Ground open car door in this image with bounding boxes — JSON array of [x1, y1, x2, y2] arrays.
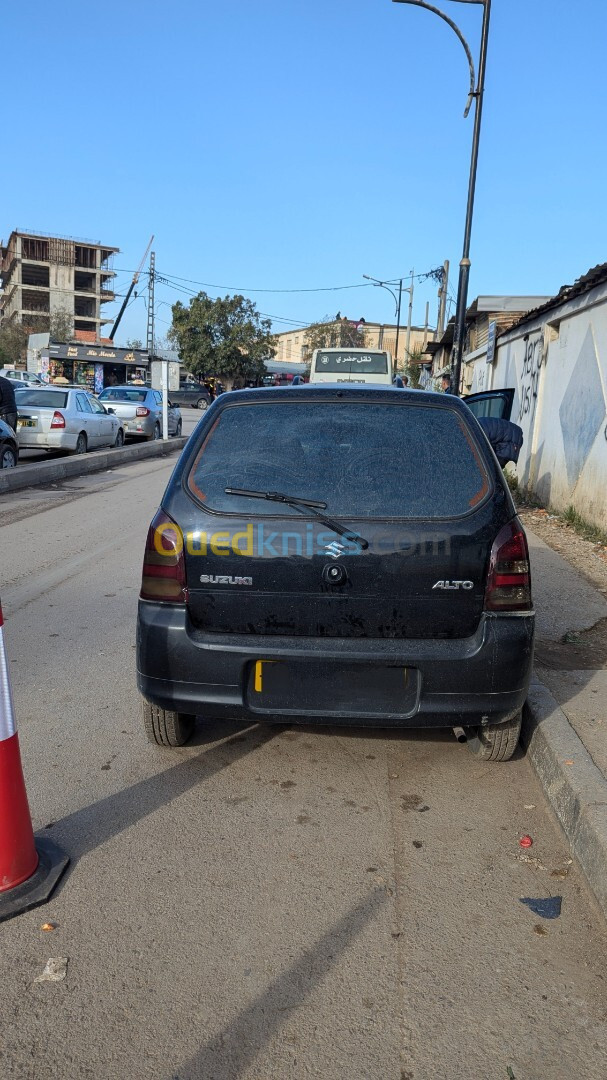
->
[[462, 388, 515, 421]]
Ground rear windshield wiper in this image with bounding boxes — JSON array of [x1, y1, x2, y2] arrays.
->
[[224, 487, 369, 550]]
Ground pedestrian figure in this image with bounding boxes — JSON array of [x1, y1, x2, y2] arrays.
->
[[0, 375, 17, 433]]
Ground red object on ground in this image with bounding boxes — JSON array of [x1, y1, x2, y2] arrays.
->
[[0, 735, 39, 891], [0, 604, 39, 892], [0, 600, 69, 921], [519, 835, 533, 848]]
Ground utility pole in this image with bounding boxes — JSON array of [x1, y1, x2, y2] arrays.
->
[[146, 250, 155, 360], [404, 269, 414, 364], [394, 278, 403, 372], [423, 301, 430, 348], [109, 235, 154, 341], [147, 251, 167, 440], [437, 259, 449, 339]]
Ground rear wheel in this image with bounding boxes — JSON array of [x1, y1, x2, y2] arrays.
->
[[465, 712, 522, 762], [150, 422, 161, 441], [72, 432, 87, 455], [197, 397, 208, 411], [1, 444, 17, 468], [142, 699, 195, 746]]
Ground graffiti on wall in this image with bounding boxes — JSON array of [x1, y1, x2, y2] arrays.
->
[[518, 335, 544, 422]]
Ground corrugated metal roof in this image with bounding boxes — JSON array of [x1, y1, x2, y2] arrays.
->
[[501, 263, 607, 335]]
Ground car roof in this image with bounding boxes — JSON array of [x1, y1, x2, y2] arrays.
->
[[218, 384, 462, 408], [100, 384, 150, 390]]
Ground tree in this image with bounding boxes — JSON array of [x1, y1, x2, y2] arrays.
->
[[304, 316, 367, 352], [0, 322, 28, 365], [49, 309, 74, 343], [403, 346, 425, 389], [170, 293, 276, 384], [125, 338, 143, 350]]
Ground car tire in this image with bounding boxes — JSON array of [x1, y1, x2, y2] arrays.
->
[[150, 423, 161, 441], [197, 397, 209, 411], [1, 444, 17, 468], [72, 432, 87, 455], [113, 428, 125, 448], [142, 698, 195, 746], [465, 711, 522, 762], [174, 420, 182, 437]]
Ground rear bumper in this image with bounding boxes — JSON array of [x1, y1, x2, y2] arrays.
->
[[123, 420, 155, 438], [16, 430, 79, 450], [136, 603, 534, 728]]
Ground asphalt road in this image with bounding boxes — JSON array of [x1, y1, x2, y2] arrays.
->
[[1, 456, 606, 1080], [15, 406, 203, 466]]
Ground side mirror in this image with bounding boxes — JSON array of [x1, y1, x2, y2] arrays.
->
[[106, 407, 115, 414]]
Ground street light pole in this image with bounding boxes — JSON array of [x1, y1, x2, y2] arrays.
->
[[363, 273, 403, 373], [404, 268, 414, 366], [452, 0, 491, 395], [392, 0, 492, 393], [394, 278, 403, 365]]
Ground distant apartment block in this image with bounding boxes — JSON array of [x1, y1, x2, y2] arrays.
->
[[0, 229, 119, 339], [274, 320, 433, 366]]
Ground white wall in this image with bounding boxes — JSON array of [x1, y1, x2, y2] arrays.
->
[[465, 282, 607, 529]]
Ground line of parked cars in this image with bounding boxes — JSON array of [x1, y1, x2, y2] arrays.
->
[[0, 377, 185, 466]]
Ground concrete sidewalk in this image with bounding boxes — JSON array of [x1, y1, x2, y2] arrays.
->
[[0, 435, 188, 495], [523, 526, 607, 916]]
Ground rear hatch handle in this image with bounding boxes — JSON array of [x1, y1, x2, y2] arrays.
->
[[224, 487, 369, 550]]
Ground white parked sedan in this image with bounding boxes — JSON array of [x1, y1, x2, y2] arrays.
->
[[14, 388, 124, 454]]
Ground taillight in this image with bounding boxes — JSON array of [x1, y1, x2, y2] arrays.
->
[[484, 520, 532, 612], [136, 406, 150, 417], [51, 411, 66, 428], [140, 510, 188, 604]]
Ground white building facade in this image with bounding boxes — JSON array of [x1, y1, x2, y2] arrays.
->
[[463, 265, 607, 529]]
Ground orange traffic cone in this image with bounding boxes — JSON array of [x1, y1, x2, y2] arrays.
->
[[0, 600, 68, 922]]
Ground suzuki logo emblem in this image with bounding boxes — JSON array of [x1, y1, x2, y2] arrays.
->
[[325, 541, 345, 559]]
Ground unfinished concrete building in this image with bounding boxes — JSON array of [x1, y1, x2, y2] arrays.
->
[[0, 229, 119, 340]]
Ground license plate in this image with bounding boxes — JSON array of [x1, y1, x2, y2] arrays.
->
[[248, 659, 417, 718], [17, 419, 35, 428]]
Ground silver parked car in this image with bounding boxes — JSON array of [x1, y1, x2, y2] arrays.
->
[[14, 387, 124, 454], [97, 386, 182, 440], [0, 417, 18, 467], [0, 368, 44, 387]]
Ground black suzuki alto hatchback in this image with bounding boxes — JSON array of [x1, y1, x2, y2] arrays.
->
[[137, 385, 534, 760]]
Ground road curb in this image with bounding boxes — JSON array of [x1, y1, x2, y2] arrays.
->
[[0, 437, 188, 495], [522, 676, 607, 919]]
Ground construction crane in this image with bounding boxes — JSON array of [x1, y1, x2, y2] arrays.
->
[[108, 235, 154, 341]]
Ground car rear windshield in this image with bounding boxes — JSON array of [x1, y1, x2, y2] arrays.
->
[[186, 400, 490, 519], [15, 390, 68, 408], [314, 351, 388, 374], [99, 388, 148, 402]]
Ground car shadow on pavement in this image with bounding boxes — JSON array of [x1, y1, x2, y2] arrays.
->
[[164, 887, 386, 1080], [41, 721, 279, 865]]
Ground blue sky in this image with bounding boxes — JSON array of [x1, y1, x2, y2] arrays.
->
[[4, 0, 607, 344]]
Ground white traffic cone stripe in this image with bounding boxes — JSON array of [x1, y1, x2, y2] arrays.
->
[[0, 626, 17, 744]]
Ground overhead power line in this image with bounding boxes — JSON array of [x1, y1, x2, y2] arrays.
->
[[155, 274, 309, 327], [111, 265, 446, 296]]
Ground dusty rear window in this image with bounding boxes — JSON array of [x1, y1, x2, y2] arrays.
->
[[186, 400, 490, 519], [15, 390, 69, 408], [99, 388, 148, 403]]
